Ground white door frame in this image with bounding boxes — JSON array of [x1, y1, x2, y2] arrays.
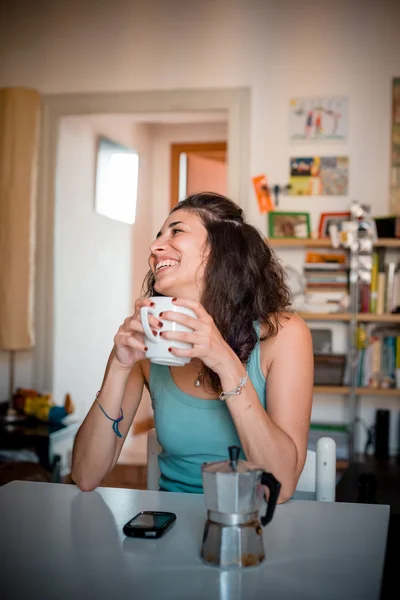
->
[[34, 87, 251, 391]]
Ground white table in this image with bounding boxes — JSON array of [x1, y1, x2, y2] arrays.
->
[[0, 481, 389, 600]]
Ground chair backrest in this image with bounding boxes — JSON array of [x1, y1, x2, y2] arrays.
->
[[146, 428, 335, 500], [147, 428, 162, 491]]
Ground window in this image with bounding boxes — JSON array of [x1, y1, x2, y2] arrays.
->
[[95, 136, 139, 224]]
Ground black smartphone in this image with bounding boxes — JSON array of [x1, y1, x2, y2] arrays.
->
[[123, 511, 177, 539]]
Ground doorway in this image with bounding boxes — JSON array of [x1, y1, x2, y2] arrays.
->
[[170, 141, 227, 207], [35, 88, 250, 394]]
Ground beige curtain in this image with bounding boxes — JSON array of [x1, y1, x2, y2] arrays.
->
[[0, 88, 41, 350]]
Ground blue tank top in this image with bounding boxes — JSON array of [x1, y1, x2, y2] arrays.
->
[[149, 323, 266, 493]]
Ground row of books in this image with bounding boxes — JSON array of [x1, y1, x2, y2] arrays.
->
[[359, 249, 400, 314], [356, 325, 400, 389], [303, 251, 349, 312]]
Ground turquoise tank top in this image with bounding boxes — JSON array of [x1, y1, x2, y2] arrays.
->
[[149, 323, 266, 493]]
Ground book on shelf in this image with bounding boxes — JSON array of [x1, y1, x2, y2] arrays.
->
[[360, 247, 400, 315], [301, 289, 349, 313], [303, 250, 349, 307], [356, 323, 400, 389], [305, 251, 347, 265]]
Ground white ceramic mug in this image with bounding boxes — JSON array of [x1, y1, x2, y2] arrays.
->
[[140, 297, 196, 366]]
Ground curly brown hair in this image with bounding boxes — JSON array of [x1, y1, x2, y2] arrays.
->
[[142, 192, 292, 392]]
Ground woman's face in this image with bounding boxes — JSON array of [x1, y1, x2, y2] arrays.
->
[[148, 209, 209, 300]]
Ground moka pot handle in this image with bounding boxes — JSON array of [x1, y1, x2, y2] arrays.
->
[[260, 472, 281, 526]]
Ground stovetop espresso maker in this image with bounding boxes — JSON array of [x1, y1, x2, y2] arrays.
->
[[200, 446, 281, 569]]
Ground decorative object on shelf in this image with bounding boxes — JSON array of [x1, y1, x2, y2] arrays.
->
[[289, 156, 349, 196], [252, 174, 275, 212], [0, 87, 41, 422], [390, 78, 400, 215], [289, 96, 348, 141], [12, 389, 75, 424], [318, 212, 351, 238], [268, 211, 311, 239]]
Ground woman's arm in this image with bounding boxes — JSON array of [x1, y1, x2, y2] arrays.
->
[[221, 314, 313, 502], [71, 352, 145, 492], [71, 297, 160, 492], [160, 299, 313, 502]]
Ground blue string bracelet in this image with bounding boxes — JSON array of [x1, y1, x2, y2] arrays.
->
[[95, 392, 124, 438]]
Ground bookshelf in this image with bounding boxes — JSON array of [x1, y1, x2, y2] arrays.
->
[[313, 385, 400, 397], [297, 312, 400, 323], [268, 238, 400, 249], [270, 235, 400, 461]]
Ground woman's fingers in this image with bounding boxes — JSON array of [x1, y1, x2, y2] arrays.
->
[[116, 331, 148, 352], [159, 310, 200, 331], [124, 314, 161, 334], [170, 297, 211, 320], [133, 297, 155, 312], [159, 330, 200, 345], [167, 346, 194, 358]]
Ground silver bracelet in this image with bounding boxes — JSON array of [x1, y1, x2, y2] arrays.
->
[[219, 373, 249, 401]]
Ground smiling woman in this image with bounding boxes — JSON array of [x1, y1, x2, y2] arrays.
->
[[71, 192, 314, 502]]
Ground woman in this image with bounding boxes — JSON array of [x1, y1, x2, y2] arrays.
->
[[71, 193, 313, 501]]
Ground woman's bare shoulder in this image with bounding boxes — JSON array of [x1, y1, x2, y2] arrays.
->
[[260, 312, 310, 340], [259, 313, 312, 371]]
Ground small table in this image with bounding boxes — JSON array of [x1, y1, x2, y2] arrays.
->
[[0, 481, 389, 600], [0, 416, 80, 476]]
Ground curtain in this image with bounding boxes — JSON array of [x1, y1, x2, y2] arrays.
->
[[0, 88, 41, 350]]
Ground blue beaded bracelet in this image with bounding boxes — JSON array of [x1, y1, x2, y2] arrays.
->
[[95, 392, 124, 438]]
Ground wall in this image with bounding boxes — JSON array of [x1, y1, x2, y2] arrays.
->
[[1, 0, 399, 451], [54, 116, 152, 418]]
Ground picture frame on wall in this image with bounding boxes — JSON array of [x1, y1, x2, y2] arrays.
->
[[268, 211, 311, 239], [318, 212, 351, 238]]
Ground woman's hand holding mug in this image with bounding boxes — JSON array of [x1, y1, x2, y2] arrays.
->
[[113, 298, 163, 370], [140, 297, 197, 367]]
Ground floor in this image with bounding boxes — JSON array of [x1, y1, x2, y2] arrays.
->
[[98, 464, 147, 490]]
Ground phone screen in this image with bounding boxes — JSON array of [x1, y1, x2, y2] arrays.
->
[[128, 513, 173, 529]]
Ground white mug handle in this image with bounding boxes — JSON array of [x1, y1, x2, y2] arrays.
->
[[140, 307, 160, 344]]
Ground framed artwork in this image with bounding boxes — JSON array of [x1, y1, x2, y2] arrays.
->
[[95, 136, 139, 224], [318, 212, 351, 238], [268, 211, 311, 239], [289, 96, 348, 141], [289, 156, 349, 196]]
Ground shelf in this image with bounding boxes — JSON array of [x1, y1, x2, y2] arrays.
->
[[298, 312, 351, 321], [298, 312, 400, 323], [314, 386, 350, 394], [374, 238, 400, 248], [356, 313, 400, 323], [313, 386, 400, 397], [267, 238, 332, 248], [355, 387, 400, 397], [267, 237, 400, 248]]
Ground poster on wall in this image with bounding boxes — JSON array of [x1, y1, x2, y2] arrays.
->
[[390, 78, 400, 215], [289, 97, 348, 141], [289, 156, 349, 196]]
